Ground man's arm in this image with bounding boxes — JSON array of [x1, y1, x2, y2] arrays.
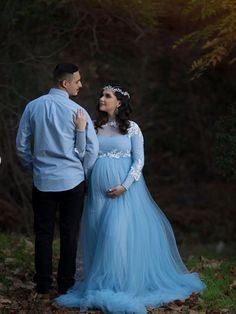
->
[[16, 104, 33, 173]]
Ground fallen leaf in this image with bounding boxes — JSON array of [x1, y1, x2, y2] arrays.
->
[[224, 289, 229, 296], [23, 239, 34, 250], [166, 302, 184, 311], [200, 257, 222, 270], [9, 279, 35, 291], [215, 273, 224, 280], [184, 293, 200, 307], [2, 249, 11, 256], [229, 280, 236, 290], [174, 299, 185, 306], [0, 296, 11, 304]]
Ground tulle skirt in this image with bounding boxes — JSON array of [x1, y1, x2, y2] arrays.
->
[[56, 156, 205, 313]]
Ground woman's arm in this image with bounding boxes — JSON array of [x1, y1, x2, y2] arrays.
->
[[107, 121, 144, 198], [122, 121, 144, 190]]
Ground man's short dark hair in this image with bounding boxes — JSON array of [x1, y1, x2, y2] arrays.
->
[[53, 63, 79, 83]]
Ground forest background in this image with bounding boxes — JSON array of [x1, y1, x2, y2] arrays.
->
[[0, 0, 235, 256]]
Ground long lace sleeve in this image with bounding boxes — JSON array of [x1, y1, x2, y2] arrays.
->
[[122, 121, 144, 190]]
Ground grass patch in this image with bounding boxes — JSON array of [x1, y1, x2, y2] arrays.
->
[[0, 232, 235, 313]]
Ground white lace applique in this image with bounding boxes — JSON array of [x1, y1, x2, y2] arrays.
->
[[130, 158, 143, 181], [98, 149, 131, 159], [103, 120, 118, 128], [127, 121, 143, 138]]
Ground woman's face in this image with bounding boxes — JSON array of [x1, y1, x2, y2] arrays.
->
[[99, 89, 120, 116]]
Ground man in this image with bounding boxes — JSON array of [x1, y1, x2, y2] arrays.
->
[[16, 63, 98, 295]]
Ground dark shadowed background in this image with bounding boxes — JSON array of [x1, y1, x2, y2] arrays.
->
[[0, 0, 235, 255]]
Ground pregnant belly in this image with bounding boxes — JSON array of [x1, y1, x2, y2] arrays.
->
[[90, 157, 131, 194]]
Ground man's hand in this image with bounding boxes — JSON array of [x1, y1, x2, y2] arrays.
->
[[107, 185, 126, 198], [74, 109, 87, 130]]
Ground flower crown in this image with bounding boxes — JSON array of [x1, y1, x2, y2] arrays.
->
[[103, 85, 130, 99]]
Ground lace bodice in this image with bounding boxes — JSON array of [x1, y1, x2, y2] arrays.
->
[[97, 121, 144, 190], [76, 120, 144, 190]]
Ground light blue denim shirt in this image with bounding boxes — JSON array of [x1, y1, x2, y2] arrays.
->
[[16, 88, 99, 191]]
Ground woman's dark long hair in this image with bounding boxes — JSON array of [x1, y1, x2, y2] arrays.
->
[[94, 85, 132, 134]]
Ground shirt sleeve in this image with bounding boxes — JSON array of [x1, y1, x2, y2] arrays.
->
[[16, 103, 33, 173], [82, 113, 99, 179], [122, 122, 144, 190]]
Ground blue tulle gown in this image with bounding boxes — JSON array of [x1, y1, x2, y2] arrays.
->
[[56, 121, 205, 314]]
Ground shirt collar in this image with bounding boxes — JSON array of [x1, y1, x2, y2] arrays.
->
[[49, 88, 69, 99]]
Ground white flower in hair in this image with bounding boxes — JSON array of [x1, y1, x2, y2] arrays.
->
[[103, 85, 130, 98]]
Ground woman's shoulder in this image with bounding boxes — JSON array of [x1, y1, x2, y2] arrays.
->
[[127, 120, 142, 137], [128, 120, 140, 128]]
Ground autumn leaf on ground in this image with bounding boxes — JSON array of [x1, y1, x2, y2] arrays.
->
[[165, 302, 184, 311], [230, 266, 236, 276], [0, 296, 12, 309], [214, 273, 224, 280], [229, 280, 236, 290], [200, 256, 222, 270]]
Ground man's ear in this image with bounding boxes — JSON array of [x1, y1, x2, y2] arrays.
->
[[61, 80, 68, 89]]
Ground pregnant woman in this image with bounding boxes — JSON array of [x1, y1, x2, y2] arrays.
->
[[56, 84, 205, 314]]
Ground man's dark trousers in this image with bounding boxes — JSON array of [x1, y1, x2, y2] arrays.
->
[[32, 181, 85, 294]]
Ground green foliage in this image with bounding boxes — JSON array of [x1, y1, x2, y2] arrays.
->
[[174, 0, 236, 77]]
